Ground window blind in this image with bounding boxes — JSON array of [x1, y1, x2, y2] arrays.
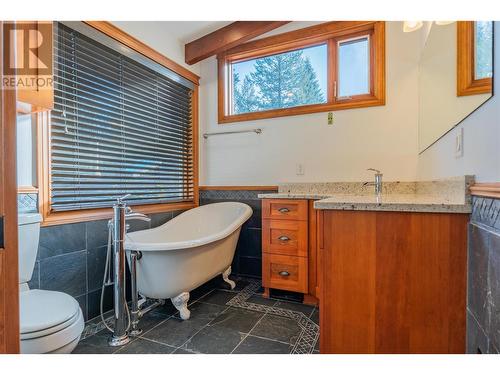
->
[[50, 22, 194, 212]]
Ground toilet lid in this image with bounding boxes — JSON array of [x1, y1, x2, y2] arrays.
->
[[20, 289, 80, 334]]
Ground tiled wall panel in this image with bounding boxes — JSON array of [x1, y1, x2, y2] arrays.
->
[[468, 196, 500, 354], [199, 189, 277, 279]]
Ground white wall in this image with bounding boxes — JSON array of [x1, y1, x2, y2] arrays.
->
[[16, 113, 36, 187], [111, 21, 201, 76], [199, 22, 421, 185], [417, 22, 500, 182]]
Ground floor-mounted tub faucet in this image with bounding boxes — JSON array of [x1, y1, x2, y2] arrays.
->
[[363, 168, 383, 195], [106, 194, 151, 347]]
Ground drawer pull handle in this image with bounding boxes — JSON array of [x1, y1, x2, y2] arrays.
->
[[278, 235, 290, 242], [278, 207, 290, 213], [279, 271, 290, 277]]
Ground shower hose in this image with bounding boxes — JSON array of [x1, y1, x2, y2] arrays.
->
[[100, 221, 131, 333]]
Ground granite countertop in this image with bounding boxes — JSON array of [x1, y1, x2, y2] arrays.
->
[[312, 193, 471, 213], [258, 176, 474, 214]]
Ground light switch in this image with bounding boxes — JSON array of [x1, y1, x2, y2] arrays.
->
[[455, 128, 464, 158], [327, 112, 334, 125], [296, 163, 305, 175]]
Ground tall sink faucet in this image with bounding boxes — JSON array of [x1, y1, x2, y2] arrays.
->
[[363, 168, 383, 195]]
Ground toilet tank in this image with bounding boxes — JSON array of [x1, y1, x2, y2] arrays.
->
[[18, 213, 42, 286]]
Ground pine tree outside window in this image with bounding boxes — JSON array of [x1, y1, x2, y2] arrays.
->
[[231, 44, 327, 115], [218, 21, 386, 124]]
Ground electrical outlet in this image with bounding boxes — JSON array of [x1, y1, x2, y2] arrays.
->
[[296, 163, 305, 175], [455, 128, 464, 158], [327, 112, 334, 125]]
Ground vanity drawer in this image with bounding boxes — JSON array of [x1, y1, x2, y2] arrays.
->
[[262, 199, 308, 221], [262, 254, 308, 293], [262, 219, 308, 257]]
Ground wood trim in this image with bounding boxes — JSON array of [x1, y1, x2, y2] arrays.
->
[[37, 111, 50, 223], [218, 98, 386, 124], [217, 21, 385, 124], [199, 185, 278, 191], [224, 21, 376, 57], [316, 208, 324, 299], [17, 186, 39, 194], [457, 21, 493, 97], [185, 21, 290, 65], [40, 202, 196, 227], [470, 183, 500, 199], [0, 20, 21, 353], [84, 21, 200, 85], [192, 86, 200, 207], [308, 201, 319, 299]]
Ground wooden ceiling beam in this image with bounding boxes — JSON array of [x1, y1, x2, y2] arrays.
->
[[185, 21, 290, 65]]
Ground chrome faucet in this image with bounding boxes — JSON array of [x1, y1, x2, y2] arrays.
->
[[125, 212, 150, 222], [107, 194, 150, 347], [363, 168, 383, 195]]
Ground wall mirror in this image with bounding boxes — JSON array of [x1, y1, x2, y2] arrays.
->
[[418, 21, 493, 152]]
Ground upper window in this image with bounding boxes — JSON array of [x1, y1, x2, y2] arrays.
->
[[42, 22, 197, 220], [337, 37, 370, 97], [230, 44, 328, 115], [218, 21, 385, 123], [457, 21, 493, 96], [474, 21, 493, 80]]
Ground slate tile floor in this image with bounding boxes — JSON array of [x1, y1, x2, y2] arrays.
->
[[74, 277, 319, 354]]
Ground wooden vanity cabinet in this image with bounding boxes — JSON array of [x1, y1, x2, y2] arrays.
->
[[261, 199, 319, 303], [319, 210, 468, 354]]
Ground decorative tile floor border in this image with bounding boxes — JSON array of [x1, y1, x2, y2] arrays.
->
[[81, 315, 114, 340], [80, 278, 319, 354], [225, 280, 319, 354]]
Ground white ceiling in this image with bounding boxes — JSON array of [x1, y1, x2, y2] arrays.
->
[[156, 21, 232, 44]]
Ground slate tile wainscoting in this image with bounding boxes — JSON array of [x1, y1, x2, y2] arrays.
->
[[199, 189, 278, 279], [18, 192, 185, 322], [468, 196, 500, 354]]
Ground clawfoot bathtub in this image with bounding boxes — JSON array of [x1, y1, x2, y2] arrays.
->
[[125, 202, 252, 320]]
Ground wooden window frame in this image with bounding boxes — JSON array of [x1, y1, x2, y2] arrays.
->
[[217, 21, 385, 124], [36, 22, 200, 227], [457, 21, 493, 97]]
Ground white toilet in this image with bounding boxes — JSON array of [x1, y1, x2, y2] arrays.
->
[[18, 213, 85, 354]]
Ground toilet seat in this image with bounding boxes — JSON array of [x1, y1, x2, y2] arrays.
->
[[20, 289, 84, 354]]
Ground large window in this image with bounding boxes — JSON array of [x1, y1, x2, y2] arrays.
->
[[218, 21, 385, 123], [457, 21, 493, 96], [39, 22, 199, 224]]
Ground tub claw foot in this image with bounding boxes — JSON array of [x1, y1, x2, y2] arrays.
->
[[222, 267, 236, 290], [171, 292, 190, 320]]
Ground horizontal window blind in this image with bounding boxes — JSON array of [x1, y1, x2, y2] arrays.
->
[[51, 22, 194, 212]]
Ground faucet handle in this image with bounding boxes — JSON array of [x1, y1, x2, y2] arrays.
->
[[367, 168, 382, 175], [116, 194, 131, 205]]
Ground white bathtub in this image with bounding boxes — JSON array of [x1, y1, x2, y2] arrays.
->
[[124, 202, 252, 319]]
